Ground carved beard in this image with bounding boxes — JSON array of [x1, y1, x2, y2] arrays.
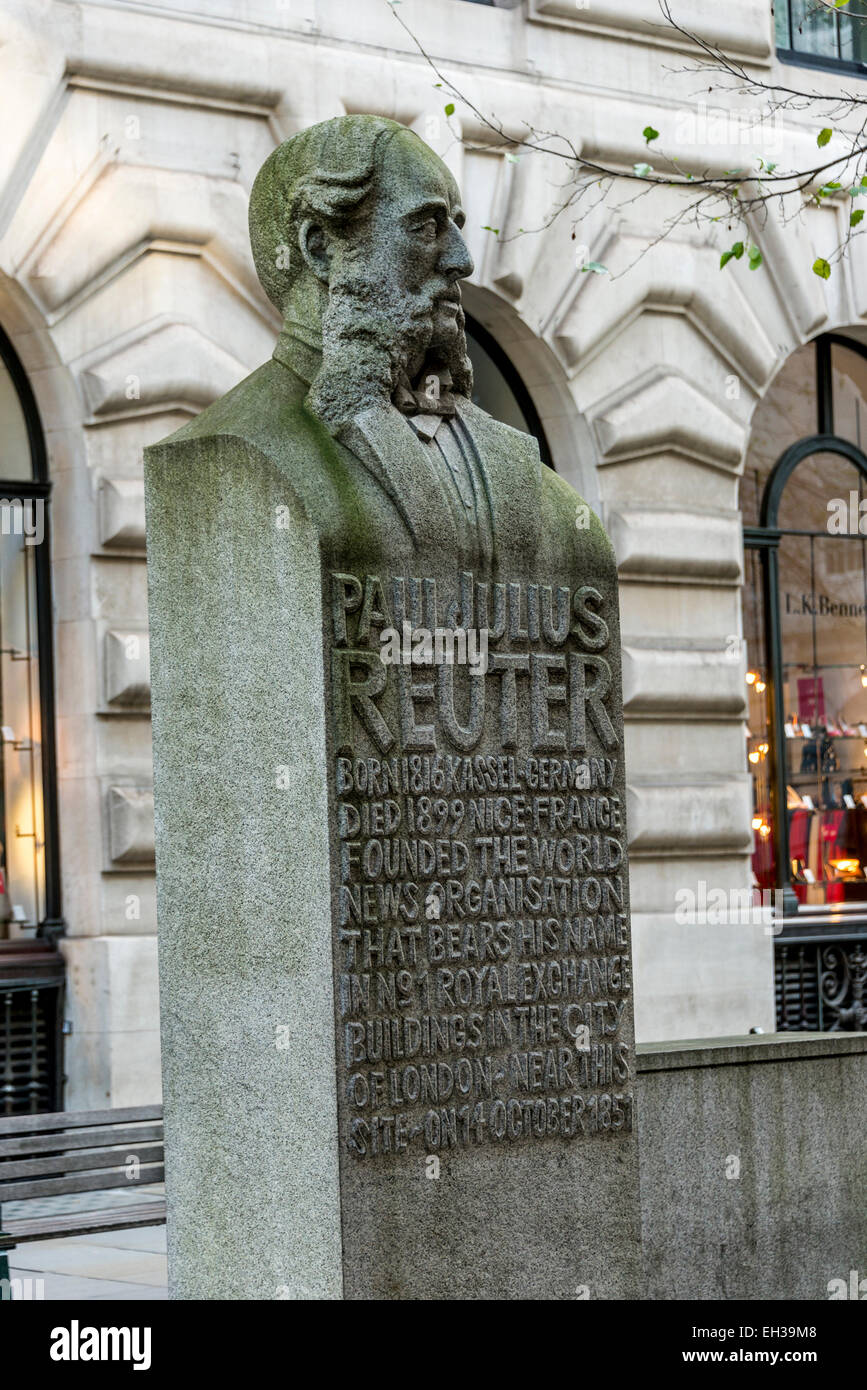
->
[[306, 266, 473, 435]]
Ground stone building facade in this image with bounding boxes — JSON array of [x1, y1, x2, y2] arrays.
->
[[1, 0, 863, 1108]]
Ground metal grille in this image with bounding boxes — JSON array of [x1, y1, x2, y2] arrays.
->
[[0, 984, 59, 1115], [775, 935, 867, 1031], [775, 945, 821, 1030]]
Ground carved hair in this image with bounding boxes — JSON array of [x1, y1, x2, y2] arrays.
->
[[249, 115, 401, 313]]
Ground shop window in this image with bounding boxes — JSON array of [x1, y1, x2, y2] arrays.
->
[[744, 335, 867, 910], [0, 325, 60, 939]]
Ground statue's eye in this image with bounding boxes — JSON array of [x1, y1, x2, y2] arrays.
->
[[415, 218, 439, 242]]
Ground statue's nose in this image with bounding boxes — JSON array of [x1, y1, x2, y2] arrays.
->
[[440, 222, 473, 280]]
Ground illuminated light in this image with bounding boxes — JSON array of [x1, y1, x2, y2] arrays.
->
[[861, 664, 867, 689], [758, 824, 771, 838], [829, 857, 860, 875], [759, 742, 768, 754], [755, 680, 766, 693], [751, 816, 763, 830], [745, 670, 758, 685], [748, 750, 760, 764]]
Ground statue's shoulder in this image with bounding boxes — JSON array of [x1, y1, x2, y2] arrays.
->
[[538, 455, 618, 578], [145, 360, 314, 459], [457, 397, 541, 460], [143, 361, 387, 551], [455, 399, 542, 533], [144, 360, 357, 509], [457, 399, 614, 569]]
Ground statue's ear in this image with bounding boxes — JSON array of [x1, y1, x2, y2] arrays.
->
[[298, 219, 331, 283]]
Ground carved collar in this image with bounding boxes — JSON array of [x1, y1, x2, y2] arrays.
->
[[272, 326, 322, 387]]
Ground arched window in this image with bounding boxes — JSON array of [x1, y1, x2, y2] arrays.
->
[[464, 315, 553, 469], [0, 321, 63, 1114], [743, 334, 867, 1028], [0, 325, 59, 937]]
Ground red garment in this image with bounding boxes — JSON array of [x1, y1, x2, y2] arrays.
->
[[821, 810, 845, 902], [787, 807, 810, 903], [751, 803, 774, 891], [789, 808, 810, 863]]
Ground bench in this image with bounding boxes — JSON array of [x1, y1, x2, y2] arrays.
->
[[0, 1104, 166, 1277]]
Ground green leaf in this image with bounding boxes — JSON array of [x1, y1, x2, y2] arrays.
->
[[720, 241, 745, 269], [444, 103, 455, 117], [813, 257, 832, 279], [581, 261, 610, 275], [482, 225, 499, 236], [505, 152, 520, 163], [851, 208, 865, 226], [834, 1, 850, 8], [748, 245, 763, 270], [643, 126, 659, 144], [817, 127, 833, 147], [633, 162, 653, 178]]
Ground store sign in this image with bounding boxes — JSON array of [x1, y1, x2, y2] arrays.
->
[[785, 592, 867, 618]]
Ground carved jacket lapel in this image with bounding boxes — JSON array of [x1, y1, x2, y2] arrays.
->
[[338, 403, 459, 555], [455, 399, 542, 575]]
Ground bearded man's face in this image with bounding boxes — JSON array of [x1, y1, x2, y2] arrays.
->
[[373, 134, 472, 359], [346, 133, 473, 373], [306, 131, 475, 432]]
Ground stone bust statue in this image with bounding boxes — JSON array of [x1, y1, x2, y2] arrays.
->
[[149, 113, 609, 580], [144, 114, 636, 1301]]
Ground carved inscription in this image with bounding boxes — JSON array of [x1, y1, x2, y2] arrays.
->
[[328, 571, 633, 1160]]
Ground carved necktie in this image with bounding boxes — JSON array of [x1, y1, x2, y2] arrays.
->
[[392, 366, 457, 418]]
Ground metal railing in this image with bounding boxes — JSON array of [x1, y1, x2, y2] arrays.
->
[[0, 941, 64, 1115], [775, 911, 867, 1030]]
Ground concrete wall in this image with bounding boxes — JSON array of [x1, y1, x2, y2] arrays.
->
[[4, 0, 867, 1098], [638, 1034, 867, 1300]]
